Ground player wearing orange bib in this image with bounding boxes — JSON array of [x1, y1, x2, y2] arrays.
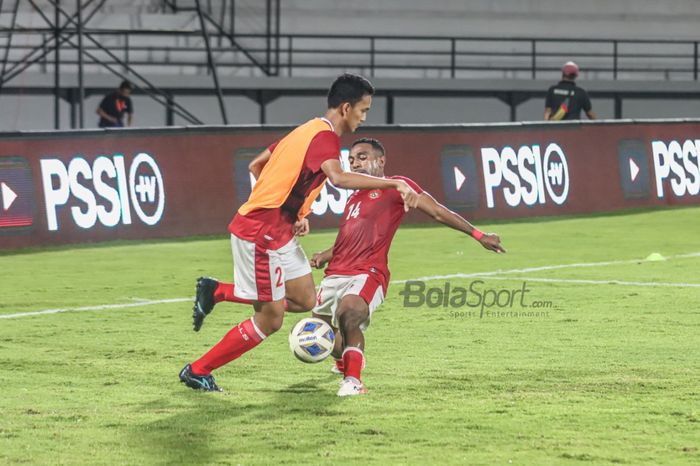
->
[[180, 74, 419, 392]]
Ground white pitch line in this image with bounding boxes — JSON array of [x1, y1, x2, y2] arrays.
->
[[464, 276, 700, 288], [391, 251, 700, 284], [2, 252, 699, 320], [0, 298, 190, 320]]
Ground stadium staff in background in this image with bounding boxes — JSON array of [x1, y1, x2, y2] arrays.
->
[[544, 61, 596, 121], [97, 80, 134, 128]]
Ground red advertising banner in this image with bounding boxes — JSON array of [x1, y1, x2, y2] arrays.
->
[[1, 120, 698, 250]]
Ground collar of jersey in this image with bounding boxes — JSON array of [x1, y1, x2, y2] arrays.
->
[[319, 117, 334, 133]]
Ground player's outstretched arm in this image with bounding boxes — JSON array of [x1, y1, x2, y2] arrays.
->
[[321, 159, 419, 210], [310, 248, 333, 269], [416, 192, 506, 253], [248, 148, 272, 180]]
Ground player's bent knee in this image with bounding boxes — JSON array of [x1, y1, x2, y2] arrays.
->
[[253, 301, 286, 334], [256, 314, 284, 335], [337, 304, 368, 332]]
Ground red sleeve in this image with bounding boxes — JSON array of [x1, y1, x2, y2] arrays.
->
[[268, 140, 279, 153], [390, 175, 424, 194], [304, 131, 341, 172]]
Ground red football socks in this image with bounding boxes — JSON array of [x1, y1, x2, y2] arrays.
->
[[342, 347, 365, 381], [214, 282, 253, 305], [334, 358, 344, 373], [191, 318, 266, 375]]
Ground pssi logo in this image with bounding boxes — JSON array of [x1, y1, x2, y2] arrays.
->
[[480, 143, 569, 208], [40, 152, 165, 231], [651, 139, 700, 198]]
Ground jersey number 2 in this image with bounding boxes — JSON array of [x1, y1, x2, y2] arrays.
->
[[274, 266, 283, 287], [346, 201, 362, 220]]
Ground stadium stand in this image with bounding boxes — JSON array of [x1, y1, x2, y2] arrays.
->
[[1, 0, 700, 129]]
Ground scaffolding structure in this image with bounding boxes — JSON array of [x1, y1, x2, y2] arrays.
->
[[0, 0, 281, 128]]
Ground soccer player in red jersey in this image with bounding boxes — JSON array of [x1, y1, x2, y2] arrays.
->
[[179, 74, 420, 392], [310, 138, 505, 396]]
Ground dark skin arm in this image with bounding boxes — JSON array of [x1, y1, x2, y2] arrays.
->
[[415, 191, 505, 253], [311, 191, 505, 269]]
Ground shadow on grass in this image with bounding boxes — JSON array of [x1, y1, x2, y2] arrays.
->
[[128, 375, 341, 465]]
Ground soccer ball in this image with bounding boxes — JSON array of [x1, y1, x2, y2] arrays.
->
[[288, 318, 335, 363]]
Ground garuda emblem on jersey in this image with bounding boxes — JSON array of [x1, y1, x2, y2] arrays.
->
[[369, 190, 381, 199]]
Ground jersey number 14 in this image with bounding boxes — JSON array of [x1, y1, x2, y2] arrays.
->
[[346, 201, 362, 220]]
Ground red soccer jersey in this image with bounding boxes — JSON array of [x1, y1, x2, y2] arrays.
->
[[324, 176, 423, 290], [229, 123, 340, 249]]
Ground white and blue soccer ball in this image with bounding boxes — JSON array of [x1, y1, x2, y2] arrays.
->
[[289, 317, 335, 363]]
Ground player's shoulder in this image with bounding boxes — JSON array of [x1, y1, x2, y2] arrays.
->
[[388, 175, 414, 182], [311, 129, 340, 147], [387, 175, 423, 193]]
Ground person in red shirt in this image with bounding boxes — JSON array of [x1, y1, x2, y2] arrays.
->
[[179, 74, 420, 392], [310, 138, 505, 396]]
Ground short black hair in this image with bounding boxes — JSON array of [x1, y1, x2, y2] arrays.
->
[[327, 73, 374, 109], [351, 137, 385, 157], [119, 80, 133, 91]]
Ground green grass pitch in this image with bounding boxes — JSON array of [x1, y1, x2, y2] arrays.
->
[[1, 207, 699, 465]]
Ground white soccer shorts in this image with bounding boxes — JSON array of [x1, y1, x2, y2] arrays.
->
[[313, 274, 385, 331], [231, 234, 312, 302]]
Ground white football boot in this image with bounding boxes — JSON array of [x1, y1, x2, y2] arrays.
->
[[337, 377, 368, 397], [331, 360, 344, 375]]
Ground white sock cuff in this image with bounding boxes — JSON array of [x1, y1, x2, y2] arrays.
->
[[342, 347, 364, 357], [249, 317, 267, 340], [342, 347, 365, 368]]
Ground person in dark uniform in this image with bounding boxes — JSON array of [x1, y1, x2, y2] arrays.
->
[[97, 80, 134, 127], [544, 62, 596, 121]]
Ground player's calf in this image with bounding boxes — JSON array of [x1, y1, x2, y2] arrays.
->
[[336, 299, 369, 392], [336, 297, 369, 350]]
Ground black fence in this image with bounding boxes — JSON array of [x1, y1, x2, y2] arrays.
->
[[1, 29, 699, 80]]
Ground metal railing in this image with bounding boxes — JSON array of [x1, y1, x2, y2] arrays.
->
[[2, 30, 698, 80]]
